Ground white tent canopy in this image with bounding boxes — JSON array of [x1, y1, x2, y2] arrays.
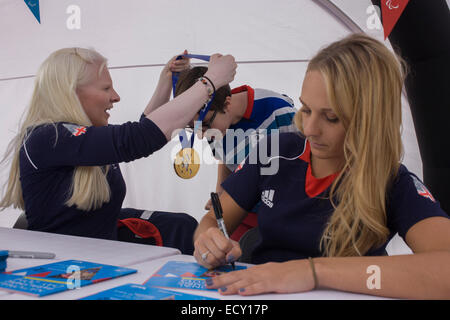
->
[[0, 0, 421, 258]]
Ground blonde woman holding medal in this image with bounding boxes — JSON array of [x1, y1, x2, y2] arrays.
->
[[193, 34, 450, 299], [0, 47, 236, 255]]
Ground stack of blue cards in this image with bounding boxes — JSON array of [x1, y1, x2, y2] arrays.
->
[[0, 251, 7, 272]]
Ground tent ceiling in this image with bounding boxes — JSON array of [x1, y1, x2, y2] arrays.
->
[[0, 0, 362, 79]]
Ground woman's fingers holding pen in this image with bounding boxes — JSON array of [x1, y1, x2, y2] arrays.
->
[[225, 239, 241, 265], [194, 227, 241, 268], [193, 243, 216, 269], [194, 238, 225, 269], [206, 227, 242, 266], [199, 227, 231, 267]]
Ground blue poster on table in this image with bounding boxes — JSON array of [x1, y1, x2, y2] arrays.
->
[[0, 260, 136, 296], [81, 283, 217, 300], [144, 260, 246, 291], [0, 251, 7, 272]]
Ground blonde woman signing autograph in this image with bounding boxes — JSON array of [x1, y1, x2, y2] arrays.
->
[[193, 34, 450, 299]]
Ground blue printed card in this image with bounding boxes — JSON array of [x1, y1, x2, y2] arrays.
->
[[0, 250, 7, 271], [144, 260, 246, 291], [0, 260, 136, 296], [81, 283, 217, 300], [0, 251, 7, 260]]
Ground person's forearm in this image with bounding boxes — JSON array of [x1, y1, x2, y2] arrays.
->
[[194, 212, 219, 243], [143, 76, 173, 116], [216, 163, 232, 192], [147, 81, 209, 140], [147, 53, 235, 140], [313, 251, 450, 299]]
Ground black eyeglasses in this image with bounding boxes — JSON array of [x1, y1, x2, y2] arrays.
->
[[185, 109, 218, 132]]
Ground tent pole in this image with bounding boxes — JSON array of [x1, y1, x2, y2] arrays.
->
[[312, 0, 363, 33]]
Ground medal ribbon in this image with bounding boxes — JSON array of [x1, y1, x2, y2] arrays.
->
[[172, 54, 214, 149]]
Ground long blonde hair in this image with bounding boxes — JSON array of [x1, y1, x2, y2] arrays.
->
[[295, 34, 406, 257], [0, 48, 111, 212]]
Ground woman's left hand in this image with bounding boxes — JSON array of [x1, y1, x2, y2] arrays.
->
[[205, 260, 316, 296]]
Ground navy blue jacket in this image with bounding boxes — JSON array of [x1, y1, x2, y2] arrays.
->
[[222, 132, 449, 264], [19, 116, 167, 240]]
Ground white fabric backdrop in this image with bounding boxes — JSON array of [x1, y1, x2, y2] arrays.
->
[[0, 1, 420, 255]]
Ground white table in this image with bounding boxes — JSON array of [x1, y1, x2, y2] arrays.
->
[[2, 254, 387, 300], [0, 228, 389, 300], [122, 255, 388, 300], [0, 227, 181, 299], [0, 227, 180, 266], [0, 261, 149, 300]]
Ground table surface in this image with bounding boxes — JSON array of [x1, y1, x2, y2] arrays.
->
[[0, 227, 389, 300], [110, 255, 388, 301], [0, 226, 180, 266]]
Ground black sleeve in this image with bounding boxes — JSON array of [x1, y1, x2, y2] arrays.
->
[[221, 153, 261, 212], [23, 117, 167, 169], [387, 166, 449, 240]]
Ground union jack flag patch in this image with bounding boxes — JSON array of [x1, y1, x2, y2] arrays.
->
[[63, 123, 87, 137], [411, 175, 435, 202], [234, 163, 243, 173]]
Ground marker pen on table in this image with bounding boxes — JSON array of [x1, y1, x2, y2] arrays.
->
[[7, 250, 56, 259], [210, 192, 235, 270]]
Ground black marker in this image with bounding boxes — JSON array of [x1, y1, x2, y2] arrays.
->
[[210, 192, 235, 270]]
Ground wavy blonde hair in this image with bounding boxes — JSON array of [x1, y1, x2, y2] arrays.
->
[[295, 34, 406, 257], [0, 48, 111, 212]]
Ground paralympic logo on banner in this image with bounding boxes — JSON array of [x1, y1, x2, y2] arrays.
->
[[381, 0, 410, 39]]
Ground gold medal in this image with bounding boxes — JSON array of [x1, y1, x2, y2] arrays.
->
[[173, 148, 200, 179]]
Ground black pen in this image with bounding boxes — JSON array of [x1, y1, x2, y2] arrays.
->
[[210, 192, 235, 270]]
